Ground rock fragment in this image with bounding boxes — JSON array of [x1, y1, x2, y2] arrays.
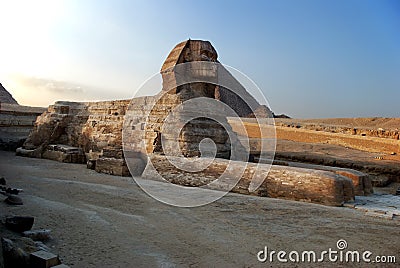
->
[[30, 250, 61, 268], [22, 229, 52, 241], [5, 216, 34, 232], [4, 195, 23, 205]]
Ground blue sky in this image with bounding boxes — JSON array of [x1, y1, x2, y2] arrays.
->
[[0, 0, 399, 118]]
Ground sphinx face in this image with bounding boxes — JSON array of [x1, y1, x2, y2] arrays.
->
[[160, 40, 219, 93], [183, 41, 218, 62], [182, 41, 218, 79]]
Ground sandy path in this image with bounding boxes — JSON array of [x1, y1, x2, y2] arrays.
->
[[0, 151, 399, 267]]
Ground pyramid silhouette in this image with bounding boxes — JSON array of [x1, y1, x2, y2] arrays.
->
[[0, 83, 18, 104]]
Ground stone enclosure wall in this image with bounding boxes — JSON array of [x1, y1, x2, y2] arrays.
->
[[0, 103, 46, 150], [16, 97, 367, 206], [145, 155, 355, 206], [18, 100, 131, 175]]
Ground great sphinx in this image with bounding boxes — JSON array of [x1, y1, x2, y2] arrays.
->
[[123, 39, 273, 176], [16, 40, 362, 207], [19, 39, 273, 177]]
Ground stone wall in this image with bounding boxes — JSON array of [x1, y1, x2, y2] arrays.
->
[[20, 100, 131, 175], [144, 154, 355, 206], [0, 103, 45, 150], [255, 157, 372, 196], [17, 98, 362, 205]]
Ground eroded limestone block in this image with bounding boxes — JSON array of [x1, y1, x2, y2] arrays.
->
[[255, 157, 373, 196], [95, 157, 130, 176], [16, 147, 35, 157], [22, 229, 51, 241], [86, 159, 96, 170], [42, 144, 86, 164], [144, 154, 355, 206], [30, 250, 60, 268]]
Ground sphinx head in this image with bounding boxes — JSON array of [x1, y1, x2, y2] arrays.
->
[[182, 40, 218, 62], [161, 40, 219, 94]]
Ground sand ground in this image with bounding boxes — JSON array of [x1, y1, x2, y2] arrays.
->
[[0, 151, 399, 267], [275, 118, 400, 130]]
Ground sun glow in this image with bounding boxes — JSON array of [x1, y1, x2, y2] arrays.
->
[[0, 0, 67, 86]]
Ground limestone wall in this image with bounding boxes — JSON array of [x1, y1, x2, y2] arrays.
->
[[255, 157, 373, 196], [144, 154, 354, 206], [18, 98, 362, 206], [0, 103, 45, 150], [21, 100, 132, 169]]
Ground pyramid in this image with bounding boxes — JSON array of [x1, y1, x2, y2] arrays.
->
[[0, 83, 18, 104]]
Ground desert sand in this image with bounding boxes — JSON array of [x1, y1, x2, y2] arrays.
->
[[275, 118, 400, 130], [1, 151, 399, 267]]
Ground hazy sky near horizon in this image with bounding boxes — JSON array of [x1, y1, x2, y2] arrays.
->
[[0, 0, 399, 118]]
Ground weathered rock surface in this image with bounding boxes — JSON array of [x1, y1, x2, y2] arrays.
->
[[20, 100, 130, 174], [1, 237, 36, 268], [255, 157, 373, 196], [22, 229, 51, 241], [42, 144, 86, 164], [30, 250, 61, 267], [143, 154, 354, 206], [5, 216, 34, 233], [95, 157, 130, 176], [4, 195, 24, 205], [0, 84, 47, 150], [0, 103, 45, 150]]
